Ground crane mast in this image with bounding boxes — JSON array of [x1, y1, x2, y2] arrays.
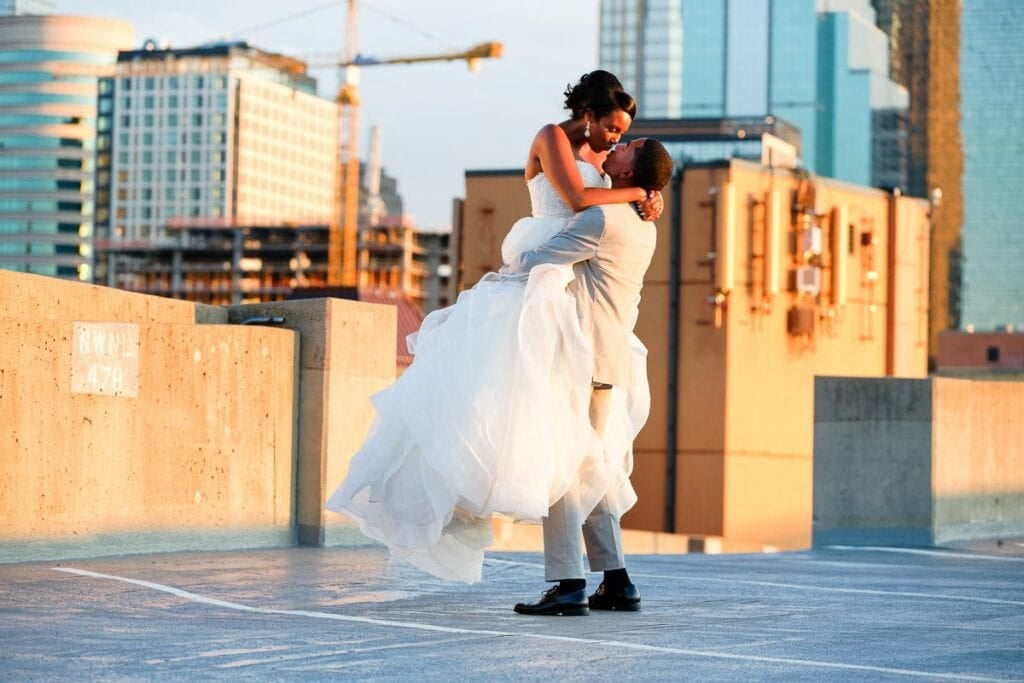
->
[[328, 0, 361, 287]]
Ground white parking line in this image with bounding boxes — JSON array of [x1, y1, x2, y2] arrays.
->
[[54, 567, 1005, 682], [826, 546, 1024, 562], [484, 558, 1024, 607]]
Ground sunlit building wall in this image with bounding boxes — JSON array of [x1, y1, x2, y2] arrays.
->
[[0, 15, 132, 281], [460, 161, 930, 548]]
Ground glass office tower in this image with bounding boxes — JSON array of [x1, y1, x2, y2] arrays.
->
[[0, 15, 132, 280], [958, 1, 1024, 331], [599, 0, 907, 187]]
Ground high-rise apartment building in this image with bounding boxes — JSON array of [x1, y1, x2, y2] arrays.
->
[[95, 41, 338, 285], [872, 0, 963, 362], [0, 14, 133, 281], [956, 1, 1024, 332], [599, 0, 908, 189]]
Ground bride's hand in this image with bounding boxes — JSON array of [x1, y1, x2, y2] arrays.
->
[[638, 190, 664, 222]]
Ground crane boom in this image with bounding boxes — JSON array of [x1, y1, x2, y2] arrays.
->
[[334, 42, 504, 69], [325, 1, 502, 288]]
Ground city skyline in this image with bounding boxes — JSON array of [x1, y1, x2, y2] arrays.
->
[[58, 0, 601, 230]]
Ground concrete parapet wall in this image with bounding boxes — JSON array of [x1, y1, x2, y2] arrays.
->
[[813, 376, 1024, 546], [226, 299, 396, 547], [1, 273, 292, 561], [1, 270, 226, 324], [0, 314, 297, 562]]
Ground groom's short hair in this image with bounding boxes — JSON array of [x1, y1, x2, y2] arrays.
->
[[632, 139, 674, 191]]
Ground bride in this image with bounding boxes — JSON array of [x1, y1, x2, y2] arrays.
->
[[326, 71, 661, 583]]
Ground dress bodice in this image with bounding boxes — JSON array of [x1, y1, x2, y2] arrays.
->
[[527, 160, 610, 218]]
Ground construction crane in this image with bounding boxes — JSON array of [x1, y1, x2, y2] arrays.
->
[[319, 0, 502, 287]]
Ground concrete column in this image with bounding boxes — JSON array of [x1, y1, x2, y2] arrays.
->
[[227, 298, 396, 547]]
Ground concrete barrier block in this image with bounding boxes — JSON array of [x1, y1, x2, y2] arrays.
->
[[813, 376, 1024, 547], [0, 319, 297, 562]]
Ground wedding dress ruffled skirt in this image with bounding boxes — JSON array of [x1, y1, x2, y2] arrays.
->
[[326, 258, 647, 583]]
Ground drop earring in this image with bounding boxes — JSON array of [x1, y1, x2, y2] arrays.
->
[[584, 120, 591, 138]]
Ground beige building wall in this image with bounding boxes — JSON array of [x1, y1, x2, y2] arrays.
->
[[459, 159, 930, 549], [460, 171, 531, 288]]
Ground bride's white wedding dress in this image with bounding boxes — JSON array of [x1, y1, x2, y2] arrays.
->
[[326, 160, 649, 583]]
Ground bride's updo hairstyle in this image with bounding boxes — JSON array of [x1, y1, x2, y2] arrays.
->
[[563, 70, 637, 120]]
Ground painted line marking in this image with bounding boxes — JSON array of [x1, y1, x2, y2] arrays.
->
[[826, 546, 1024, 563], [144, 645, 293, 665], [484, 558, 1024, 607], [54, 567, 1007, 682], [217, 635, 482, 669]]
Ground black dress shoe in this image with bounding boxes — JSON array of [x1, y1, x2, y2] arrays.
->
[[514, 586, 590, 616], [588, 582, 641, 611]]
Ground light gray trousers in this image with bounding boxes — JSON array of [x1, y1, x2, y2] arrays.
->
[[542, 386, 626, 581]]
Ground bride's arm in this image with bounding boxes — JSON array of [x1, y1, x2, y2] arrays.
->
[[532, 125, 646, 211]]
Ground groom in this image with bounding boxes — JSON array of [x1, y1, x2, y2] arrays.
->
[[502, 137, 674, 616]]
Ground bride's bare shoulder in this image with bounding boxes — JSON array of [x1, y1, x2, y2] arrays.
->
[[533, 123, 567, 144]]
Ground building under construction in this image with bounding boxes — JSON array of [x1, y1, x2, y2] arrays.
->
[[100, 218, 452, 313]]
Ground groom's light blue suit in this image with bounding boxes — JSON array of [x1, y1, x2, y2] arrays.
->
[[505, 202, 656, 580]]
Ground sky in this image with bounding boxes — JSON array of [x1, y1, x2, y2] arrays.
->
[[60, 0, 601, 230]]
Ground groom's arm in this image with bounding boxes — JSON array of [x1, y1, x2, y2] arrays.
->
[[502, 206, 606, 274]]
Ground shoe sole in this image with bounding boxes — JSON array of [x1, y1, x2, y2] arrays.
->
[[589, 602, 641, 612], [514, 606, 590, 616]]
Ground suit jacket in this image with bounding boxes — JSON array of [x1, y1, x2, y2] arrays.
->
[[506, 203, 656, 387]]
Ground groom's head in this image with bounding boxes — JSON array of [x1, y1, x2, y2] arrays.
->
[[603, 138, 674, 192]]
